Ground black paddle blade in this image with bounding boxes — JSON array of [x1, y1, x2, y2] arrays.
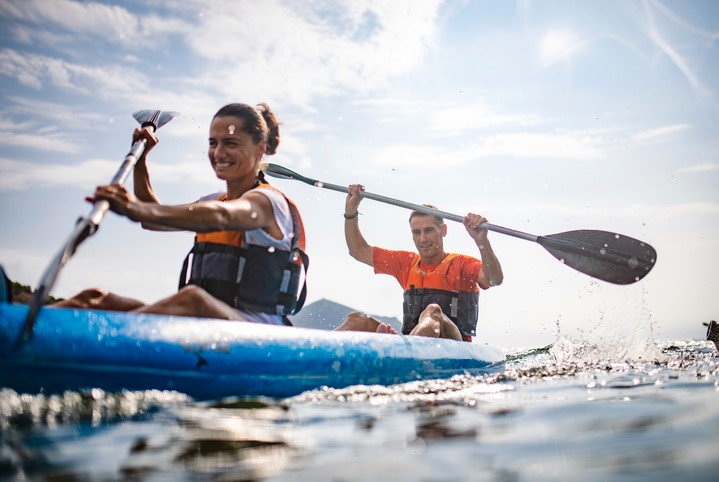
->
[[265, 163, 318, 184], [537, 230, 657, 285]]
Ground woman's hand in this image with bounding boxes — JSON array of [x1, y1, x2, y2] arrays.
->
[[87, 184, 141, 221], [133, 126, 159, 162]]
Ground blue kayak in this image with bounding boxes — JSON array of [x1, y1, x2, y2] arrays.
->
[[0, 301, 504, 400]]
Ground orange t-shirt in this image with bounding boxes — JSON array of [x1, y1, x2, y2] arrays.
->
[[372, 247, 488, 292]]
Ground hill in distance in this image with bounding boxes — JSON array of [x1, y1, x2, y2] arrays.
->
[[289, 298, 402, 332]]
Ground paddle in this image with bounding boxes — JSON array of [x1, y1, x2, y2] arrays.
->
[[20, 109, 179, 343], [263, 163, 657, 285]]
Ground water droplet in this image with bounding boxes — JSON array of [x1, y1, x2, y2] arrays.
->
[[316, 182, 324, 188], [250, 211, 258, 219], [288, 233, 295, 238], [267, 246, 275, 253], [614, 234, 620, 239], [628, 257, 639, 269], [188, 206, 194, 211], [599, 248, 606, 255]]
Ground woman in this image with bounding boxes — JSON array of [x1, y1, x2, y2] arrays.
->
[[55, 103, 308, 326]]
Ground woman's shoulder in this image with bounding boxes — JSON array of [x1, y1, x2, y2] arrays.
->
[[197, 191, 225, 202]]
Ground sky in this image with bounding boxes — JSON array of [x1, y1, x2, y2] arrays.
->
[[0, 0, 717, 349]]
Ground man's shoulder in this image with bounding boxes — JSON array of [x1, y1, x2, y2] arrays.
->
[[373, 247, 418, 266], [447, 252, 480, 263]]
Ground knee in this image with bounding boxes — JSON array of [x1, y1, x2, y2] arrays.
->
[[337, 312, 380, 332], [175, 285, 211, 304], [56, 288, 109, 308]]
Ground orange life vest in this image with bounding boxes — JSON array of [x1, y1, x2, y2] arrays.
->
[[179, 184, 308, 319]]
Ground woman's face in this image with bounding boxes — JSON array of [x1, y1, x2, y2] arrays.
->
[[208, 116, 266, 182]]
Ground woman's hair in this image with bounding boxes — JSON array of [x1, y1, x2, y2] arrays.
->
[[213, 103, 280, 155]]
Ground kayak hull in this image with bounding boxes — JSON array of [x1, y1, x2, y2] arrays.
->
[[0, 303, 504, 400]]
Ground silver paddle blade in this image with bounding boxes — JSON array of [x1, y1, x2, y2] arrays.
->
[[132, 110, 180, 130]]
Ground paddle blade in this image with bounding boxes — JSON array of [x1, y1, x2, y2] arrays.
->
[[132, 110, 179, 130], [264, 163, 318, 184], [537, 230, 657, 285]]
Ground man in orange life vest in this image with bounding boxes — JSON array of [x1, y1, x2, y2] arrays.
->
[[335, 184, 504, 342]]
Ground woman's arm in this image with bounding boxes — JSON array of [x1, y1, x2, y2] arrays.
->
[[91, 185, 278, 234]]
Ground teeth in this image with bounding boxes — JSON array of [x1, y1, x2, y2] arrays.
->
[[215, 162, 231, 168]]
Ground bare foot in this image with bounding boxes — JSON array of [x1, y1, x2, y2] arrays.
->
[[376, 323, 398, 335]]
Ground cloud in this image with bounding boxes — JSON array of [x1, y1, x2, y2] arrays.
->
[[426, 100, 542, 135], [641, 0, 711, 97], [0, 0, 140, 44], [0, 158, 118, 190], [0, 153, 221, 191], [0, 48, 149, 94], [651, 201, 719, 221], [631, 124, 689, 144], [676, 162, 719, 174], [181, 0, 445, 107], [0, 117, 80, 153], [369, 130, 604, 168]]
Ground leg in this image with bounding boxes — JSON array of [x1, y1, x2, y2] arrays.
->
[[409, 303, 462, 341], [52, 288, 145, 311], [132, 285, 248, 321]]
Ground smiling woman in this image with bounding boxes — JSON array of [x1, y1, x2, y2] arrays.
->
[[54, 103, 309, 327]]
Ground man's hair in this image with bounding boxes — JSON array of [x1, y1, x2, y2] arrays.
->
[[409, 204, 444, 227]]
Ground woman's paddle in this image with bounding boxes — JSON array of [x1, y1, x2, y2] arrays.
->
[[263, 163, 657, 286], [20, 110, 179, 343]]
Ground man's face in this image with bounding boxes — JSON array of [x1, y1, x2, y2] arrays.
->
[[410, 215, 446, 262]]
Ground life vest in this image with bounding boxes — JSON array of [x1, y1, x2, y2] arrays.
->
[[178, 184, 309, 321], [401, 253, 479, 337]]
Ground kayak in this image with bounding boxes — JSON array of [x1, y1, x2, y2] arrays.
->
[[0, 301, 504, 400]]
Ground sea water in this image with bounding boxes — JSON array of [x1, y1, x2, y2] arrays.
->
[[1, 338, 717, 482]]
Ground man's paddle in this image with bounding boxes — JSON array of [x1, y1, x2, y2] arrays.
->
[[263, 163, 657, 286], [20, 110, 179, 343]]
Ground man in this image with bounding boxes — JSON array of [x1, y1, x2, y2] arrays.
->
[[335, 184, 503, 341]]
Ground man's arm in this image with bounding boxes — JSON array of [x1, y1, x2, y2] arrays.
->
[[464, 213, 504, 287], [344, 184, 374, 267]]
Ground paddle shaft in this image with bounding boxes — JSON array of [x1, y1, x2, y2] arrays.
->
[[307, 180, 538, 242]]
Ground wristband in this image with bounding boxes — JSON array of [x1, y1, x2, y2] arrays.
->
[[343, 211, 359, 220]]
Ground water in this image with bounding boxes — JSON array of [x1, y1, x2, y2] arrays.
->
[[1, 339, 717, 481]]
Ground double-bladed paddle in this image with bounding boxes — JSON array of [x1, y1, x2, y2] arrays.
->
[[20, 110, 179, 343], [263, 163, 657, 286]]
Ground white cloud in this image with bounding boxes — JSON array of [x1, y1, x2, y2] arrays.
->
[[0, 0, 140, 44], [0, 154, 220, 191], [369, 130, 604, 168], [676, 162, 719, 174], [182, 0, 444, 106], [651, 201, 719, 221], [0, 48, 149, 94], [632, 124, 689, 144], [0, 117, 80, 153], [426, 100, 541, 135]]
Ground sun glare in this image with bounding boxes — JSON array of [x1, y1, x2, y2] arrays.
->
[[539, 30, 581, 67]]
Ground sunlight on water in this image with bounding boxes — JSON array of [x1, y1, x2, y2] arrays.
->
[[1, 339, 717, 481]]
